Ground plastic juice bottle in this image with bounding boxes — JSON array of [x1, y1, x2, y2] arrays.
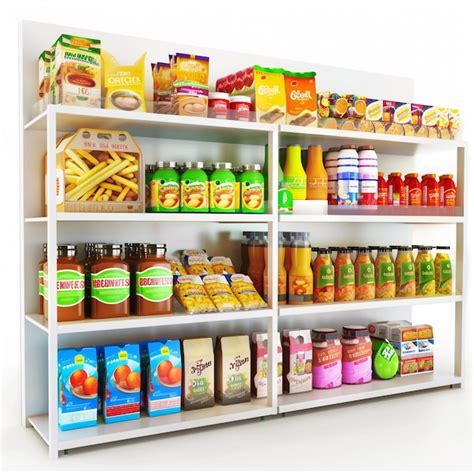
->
[[180, 161, 209, 212], [233, 166, 242, 212], [288, 232, 313, 305], [283, 232, 294, 274], [278, 233, 287, 304], [414, 246, 436, 296], [405, 173, 421, 206], [387, 172, 406, 206], [145, 164, 156, 212], [439, 174, 456, 207], [150, 161, 180, 212], [240, 164, 265, 213], [313, 248, 335, 303], [306, 145, 328, 200], [435, 246, 453, 295], [334, 248, 355, 302], [394, 246, 416, 297], [354, 248, 375, 300], [378, 172, 388, 206], [283, 145, 307, 200], [421, 174, 439, 207], [375, 246, 395, 299], [247, 232, 266, 296], [210, 162, 236, 213]]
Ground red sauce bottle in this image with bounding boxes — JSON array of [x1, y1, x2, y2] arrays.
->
[[44, 245, 85, 322], [38, 244, 47, 315], [405, 173, 421, 206], [421, 174, 440, 207], [439, 174, 456, 207], [135, 244, 173, 316], [387, 172, 407, 206], [91, 244, 130, 319], [377, 172, 388, 206]]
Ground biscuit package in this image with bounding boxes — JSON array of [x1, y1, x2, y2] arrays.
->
[[226, 274, 267, 310], [173, 275, 216, 314], [202, 274, 242, 312], [283, 71, 317, 127], [169, 256, 187, 275], [210, 256, 235, 274], [182, 250, 214, 275]]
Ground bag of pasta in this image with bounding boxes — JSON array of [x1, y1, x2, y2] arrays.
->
[[174, 275, 216, 314], [202, 275, 242, 312], [210, 256, 235, 274], [182, 250, 214, 275], [169, 256, 187, 275], [226, 274, 267, 310]]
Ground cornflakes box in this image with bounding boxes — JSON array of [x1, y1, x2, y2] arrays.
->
[[365, 98, 383, 121], [146, 340, 182, 416], [411, 103, 438, 127], [58, 347, 98, 431], [103, 344, 141, 423], [283, 71, 318, 127], [282, 329, 312, 393]]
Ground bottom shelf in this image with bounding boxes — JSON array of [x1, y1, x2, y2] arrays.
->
[[29, 398, 274, 451], [278, 372, 462, 414]]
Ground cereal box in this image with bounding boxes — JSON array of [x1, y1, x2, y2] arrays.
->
[[38, 50, 51, 104], [282, 329, 312, 393], [283, 71, 317, 127], [365, 98, 383, 121], [411, 104, 438, 127]]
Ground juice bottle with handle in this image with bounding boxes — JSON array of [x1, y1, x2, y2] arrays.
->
[[305, 145, 328, 200], [288, 232, 313, 305], [284, 145, 307, 200]]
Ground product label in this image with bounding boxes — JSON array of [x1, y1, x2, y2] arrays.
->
[[337, 179, 358, 205], [241, 182, 264, 212], [288, 275, 313, 303], [439, 260, 453, 288], [337, 264, 355, 287], [91, 268, 130, 304], [136, 266, 173, 302], [307, 177, 328, 194], [285, 176, 306, 191], [400, 261, 415, 286], [357, 263, 375, 286], [377, 262, 395, 284], [38, 270, 45, 297], [158, 181, 180, 211], [407, 186, 422, 206], [44, 270, 85, 307], [419, 261, 435, 288], [441, 188, 456, 207], [316, 264, 335, 288], [181, 180, 208, 210], [210, 181, 235, 210], [278, 188, 293, 212]]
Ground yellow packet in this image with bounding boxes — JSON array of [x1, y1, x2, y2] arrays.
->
[[210, 256, 235, 274], [202, 275, 242, 312], [169, 256, 187, 275], [227, 274, 267, 310], [182, 250, 214, 275], [103, 51, 147, 112], [174, 275, 216, 314]]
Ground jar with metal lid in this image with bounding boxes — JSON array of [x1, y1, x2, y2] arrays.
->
[[354, 247, 375, 300], [240, 164, 264, 213], [395, 245, 416, 297], [180, 161, 209, 212], [135, 243, 173, 316], [44, 245, 85, 322], [375, 246, 396, 299], [233, 166, 243, 212], [435, 245, 452, 295], [312, 328, 342, 389], [145, 164, 156, 212], [341, 325, 372, 384], [84, 242, 107, 317], [414, 245, 435, 296], [38, 244, 47, 315], [210, 162, 236, 213], [90, 244, 130, 319], [150, 161, 180, 213]]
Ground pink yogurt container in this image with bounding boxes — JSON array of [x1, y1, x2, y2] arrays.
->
[[312, 328, 342, 389], [341, 325, 372, 384]]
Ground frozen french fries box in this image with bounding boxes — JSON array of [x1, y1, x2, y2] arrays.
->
[[49, 128, 144, 213]]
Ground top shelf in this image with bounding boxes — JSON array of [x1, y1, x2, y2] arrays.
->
[[24, 106, 465, 153]]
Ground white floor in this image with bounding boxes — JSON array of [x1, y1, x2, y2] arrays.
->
[[2, 385, 472, 471]]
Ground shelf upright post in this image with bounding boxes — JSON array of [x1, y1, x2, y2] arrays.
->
[[266, 127, 279, 412], [46, 108, 59, 459]]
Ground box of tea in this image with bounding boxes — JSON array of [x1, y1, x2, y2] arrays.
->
[[282, 329, 312, 394], [215, 335, 251, 405], [251, 332, 282, 398]]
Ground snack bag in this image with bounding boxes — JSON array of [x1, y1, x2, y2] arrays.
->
[[226, 274, 267, 310], [210, 256, 235, 274], [284, 71, 317, 127], [182, 250, 214, 275], [174, 275, 216, 313], [103, 51, 147, 112], [169, 256, 187, 275], [254, 66, 286, 124], [202, 274, 242, 312], [170, 53, 209, 86]]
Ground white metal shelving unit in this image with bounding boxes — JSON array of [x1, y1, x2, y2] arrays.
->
[[20, 21, 466, 458]]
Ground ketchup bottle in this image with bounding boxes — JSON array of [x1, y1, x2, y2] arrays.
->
[[377, 172, 388, 206]]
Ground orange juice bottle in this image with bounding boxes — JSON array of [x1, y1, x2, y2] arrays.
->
[[263, 233, 287, 304], [306, 145, 328, 200], [283, 145, 307, 200], [288, 232, 313, 305], [247, 232, 266, 296]]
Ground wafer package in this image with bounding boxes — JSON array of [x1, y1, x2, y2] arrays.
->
[[174, 275, 216, 314], [226, 274, 267, 310], [210, 256, 235, 274], [202, 274, 242, 312]]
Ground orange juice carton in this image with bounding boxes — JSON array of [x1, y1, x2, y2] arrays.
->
[[251, 332, 283, 398], [182, 338, 215, 410], [282, 329, 312, 393], [58, 347, 98, 430], [365, 98, 383, 121], [103, 344, 141, 423], [283, 71, 318, 127], [411, 103, 438, 127], [144, 339, 182, 416], [215, 335, 251, 405]]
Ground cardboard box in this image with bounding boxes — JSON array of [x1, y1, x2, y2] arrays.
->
[[411, 103, 438, 127], [368, 320, 411, 340], [365, 98, 383, 121], [282, 329, 312, 394]]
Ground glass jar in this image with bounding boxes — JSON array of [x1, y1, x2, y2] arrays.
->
[[354, 247, 375, 300], [394, 246, 416, 297], [435, 246, 453, 295], [375, 246, 396, 299], [439, 174, 456, 207], [150, 161, 180, 212], [240, 164, 265, 213], [313, 248, 335, 303], [405, 173, 421, 206], [421, 174, 439, 207], [387, 172, 406, 206], [180, 161, 209, 213], [377, 172, 388, 206], [414, 245, 436, 296], [210, 162, 236, 213], [334, 248, 355, 302]]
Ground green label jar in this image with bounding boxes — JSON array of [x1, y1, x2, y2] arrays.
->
[[180, 162, 209, 212], [240, 164, 264, 213], [150, 161, 180, 213], [91, 268, 130, 304], [210, 162, 236, 213], [145, 164, 155, 212]]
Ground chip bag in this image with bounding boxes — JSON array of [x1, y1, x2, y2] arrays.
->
[[202, 274, 242, 312], [169, 256, 187, 275], [210, 256, 235, 274], [174, 275, 216, 314], [226, 274, 267, 310], [181, 250, 214, 275]]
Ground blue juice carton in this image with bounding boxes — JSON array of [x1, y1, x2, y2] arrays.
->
[[58, 347, 98, 431], [103, 344, 141, 424], [147, 339, 182, 416]]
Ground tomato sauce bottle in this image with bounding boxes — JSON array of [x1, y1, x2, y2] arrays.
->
[[377, 172, 388, 206], [387, 172, 406, 206], [135, 244, 173, 316], [421, 174, 440, 207], [405, 173, 421, 206], [44, 245, 85, 322], [38, 243, 47, 315], [91, 244, 130, 319], [439, 174, 456, 207]]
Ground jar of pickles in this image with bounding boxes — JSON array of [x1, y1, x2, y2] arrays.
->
[[354, 247, 375, 300], [313, 248, 335, 303], [435, 246, 453, 295], [414, 245, 436, 296], [375, 246, 396, 299], [394, 246, 416, 297], [334, 248, 355, 302]]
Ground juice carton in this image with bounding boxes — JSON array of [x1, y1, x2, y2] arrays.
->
[[103, 344, 141, 423], [283, 71, 318, 127], [147, 339, 182, 416], [411, 104, 438, 127], [282, 329, 312, 393], [58, 347, 98, 431], [182, 338, 214, 410], [215, 335, 251, 405], [251, 332, 283, 398], [365, 98, 383, 121]]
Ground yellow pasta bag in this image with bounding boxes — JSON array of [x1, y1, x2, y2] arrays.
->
[[210, 256, 235, 274], [181, 250, 214, 275], [169, 256, 187, 275], [226, 274, 267, 310], [174, 275, 216, 314], [202, 274, 242, 312]]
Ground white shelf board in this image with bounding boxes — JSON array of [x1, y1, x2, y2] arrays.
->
[[29, 399, 275, 451], [278, 372, 462, 413], [26, 308, 273, 334], [24, 105, 275, 144], [279, 124, 466, 156], [278, 294, 462, 317], [25, 213, 275, 223], [279, 214, 464, 224]]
